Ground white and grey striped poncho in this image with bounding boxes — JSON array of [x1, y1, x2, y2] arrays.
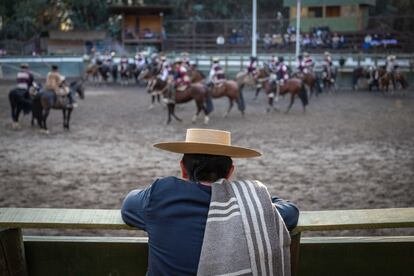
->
[[197, 179, 291, 276]]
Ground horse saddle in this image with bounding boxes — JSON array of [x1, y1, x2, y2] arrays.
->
[[177, 84, 188, 92]]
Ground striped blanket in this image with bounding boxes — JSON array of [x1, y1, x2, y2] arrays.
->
[[197, 179, 291, 276]]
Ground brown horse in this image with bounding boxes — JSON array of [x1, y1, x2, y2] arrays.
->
[[265, 78, 308, 113], [85, 64, 100, 84], [297, 72, 321, 98], [32, 80, 85, 133], [138, 67, 167, 109], [162, 82, 214, 125], [207, 80, 245, 117], [188, 66, 206, 83], [379, 67, 409, 95]]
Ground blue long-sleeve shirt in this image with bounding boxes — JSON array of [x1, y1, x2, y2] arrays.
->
[[121, 176, 299, 276]]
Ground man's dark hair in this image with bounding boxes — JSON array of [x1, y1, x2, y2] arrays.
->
[[182, 154, 233, 182]]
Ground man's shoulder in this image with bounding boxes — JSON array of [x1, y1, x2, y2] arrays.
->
[[152, 176, 188, 191]]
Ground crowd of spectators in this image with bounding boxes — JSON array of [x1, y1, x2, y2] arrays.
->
[[362, 33, 398, 50], [262, 26, 346, 51]]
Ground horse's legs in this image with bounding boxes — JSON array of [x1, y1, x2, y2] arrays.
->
[[66, 109, 72, 130], [62, 110, 67, 129], [157, 94, 161, 103], [286, 94, 295, 113], [171, 104, 182, 122], [267, 96, 274, 113], [254, 86, 261, 100], [192, 102, 203, 123], [224, 98, 234, 118], [42, 108, 50, 131]]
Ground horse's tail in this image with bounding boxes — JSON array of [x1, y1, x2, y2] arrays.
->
[[299, 83, 309, 106], [400, 76, 409, 89], [31, 94, 43, 123], [237, 85, 246, 112]]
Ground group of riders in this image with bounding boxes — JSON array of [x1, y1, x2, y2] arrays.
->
[[14, 63, 76, 110], [15, 51, 403, 112]]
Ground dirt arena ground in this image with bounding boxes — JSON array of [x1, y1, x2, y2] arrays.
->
[[1, 82, 413, 237]]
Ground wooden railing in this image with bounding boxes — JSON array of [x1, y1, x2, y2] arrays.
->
[[1, 207, 413, 276]]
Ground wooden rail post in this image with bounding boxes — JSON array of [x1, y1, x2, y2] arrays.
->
[[290, 232, 301, 276], [0, 228, 27, 276]]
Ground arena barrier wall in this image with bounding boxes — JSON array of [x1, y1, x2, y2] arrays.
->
[[0, 208, 413, 276]]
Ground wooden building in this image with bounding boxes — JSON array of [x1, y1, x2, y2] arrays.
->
[[47, 30, 106, 55], [109, 0, 172, 51], [284, 0, 376, 32]]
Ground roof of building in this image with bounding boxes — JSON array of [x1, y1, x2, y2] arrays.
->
[[283, 0, 376, 7]]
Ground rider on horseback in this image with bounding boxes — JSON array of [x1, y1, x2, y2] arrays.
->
[[181, 52, 191, 69], [276, 56, 289, 95], [16, 63, 34, 94], [151, 56, 170, 90], [303, 52, 314, 74], [323, 51, 334, 83], [45, 65, 76, 108], [166, 58, 191, 103], [135, 52, 147, 70], [208, 57, 225, 87], [120, 55, 129, 73], [297, 55, 306, 75], [386, 55, 398, 89]]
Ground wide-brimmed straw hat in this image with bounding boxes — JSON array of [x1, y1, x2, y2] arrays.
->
[[154, 128, 261, 158]]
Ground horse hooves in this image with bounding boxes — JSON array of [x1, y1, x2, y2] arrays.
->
[[40, 129, 50, 135]]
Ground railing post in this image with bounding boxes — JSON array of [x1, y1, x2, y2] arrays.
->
[[290, 232, 301, 276], [225, 56, 228, 74], [0, 228, 28, 276], [240, 56, 244, 72]]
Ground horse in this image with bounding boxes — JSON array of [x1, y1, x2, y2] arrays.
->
[[352, 67, 370, 90], [138, 66, 166, 109], [85, 64, 100, 85], [235, 69, 260, 94], [8, 83, 42, 129], [32, 80, 85, 132], [321, 66, 337, 93], [188, 66, 206, 83], [299, 72, 321, 98], [378, 67, 409, 95], [207, 80, 245, 117], [265, 78, 308, 113], [162, 82, 214, 125]]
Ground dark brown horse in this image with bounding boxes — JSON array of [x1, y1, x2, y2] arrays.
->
[[321, 66, 337, 93], [188, 66, 206, 83], [299, 72, 321, 98], [32, 80, 85, 133], [162, 82, 214, 125], [207, 80, 245, 117], [379, 67, 409, 95], [138, 67, 167, 109], [265, 78, 308, 113]]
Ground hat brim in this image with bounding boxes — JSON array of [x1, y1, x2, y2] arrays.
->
[[154, 142, 261, 158]]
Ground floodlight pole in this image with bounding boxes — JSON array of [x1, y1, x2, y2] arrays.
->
[[295, 0, 301, 58], [252, 0, 257, 57]]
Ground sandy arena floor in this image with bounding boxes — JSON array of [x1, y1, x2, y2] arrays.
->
[[1, 82, 413, 236]]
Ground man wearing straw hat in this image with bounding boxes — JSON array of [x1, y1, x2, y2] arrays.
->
[[16, 63, 34, 94], [122, 128, 299, 275]]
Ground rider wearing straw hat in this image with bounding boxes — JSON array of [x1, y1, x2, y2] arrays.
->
[[386, 55, 398, 89], [46, 65, 75, 107], [121, 128, 299, 275], [323, 51, 334, 82], [208, 57, 225, 86], [16, 63, 34, 93]]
